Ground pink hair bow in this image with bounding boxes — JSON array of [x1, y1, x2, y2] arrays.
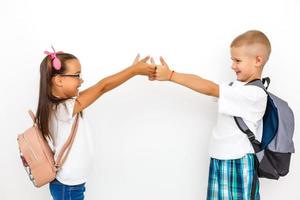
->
[[44, 46, 64, 70]]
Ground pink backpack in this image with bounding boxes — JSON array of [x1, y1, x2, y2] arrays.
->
[[17, 110, 79, 187]]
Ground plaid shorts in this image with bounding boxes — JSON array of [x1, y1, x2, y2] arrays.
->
[[206, 154, 260, 200]]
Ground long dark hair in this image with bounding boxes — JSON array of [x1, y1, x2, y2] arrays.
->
[[36, 53, 78, 139]]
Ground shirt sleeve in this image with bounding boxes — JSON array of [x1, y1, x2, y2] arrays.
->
[[55, 98, 76, 121], [64, 98, 76, 120], [218, 84, 267, 122]]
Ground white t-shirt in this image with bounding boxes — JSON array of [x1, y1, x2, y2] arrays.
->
[[49, 98, 94, 185], [209, 80, 267, 160]]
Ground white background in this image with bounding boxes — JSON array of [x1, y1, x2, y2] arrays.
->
[[0, 0, 299, 199]]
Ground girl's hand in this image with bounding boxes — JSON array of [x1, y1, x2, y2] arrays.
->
[[131, 54, 156, 79], [149, 57, 157, 81], [155, 56, 172, 81]]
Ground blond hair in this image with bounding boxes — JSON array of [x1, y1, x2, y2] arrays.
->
[[231, 30, 271, 63]]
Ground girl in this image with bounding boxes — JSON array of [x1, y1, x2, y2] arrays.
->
[[36, 47, 155, 200]]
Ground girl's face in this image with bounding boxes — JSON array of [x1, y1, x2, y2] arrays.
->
[[52, 59, 83, 98], [230, 46, 261, 82]]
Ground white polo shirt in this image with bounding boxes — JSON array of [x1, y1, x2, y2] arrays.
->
[[209, 80, 267, 160], [49, 98, 94, 185]]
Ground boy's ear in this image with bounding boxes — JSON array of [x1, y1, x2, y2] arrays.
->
[[255, 55, 264, 67], [52, 76, 63, 87]]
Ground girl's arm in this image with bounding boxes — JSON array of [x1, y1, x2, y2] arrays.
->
[[73, 56, 155, 115], [155, 57, 219, 97]]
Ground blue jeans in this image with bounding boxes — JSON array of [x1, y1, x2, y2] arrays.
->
[[49, 179, 86, 200]]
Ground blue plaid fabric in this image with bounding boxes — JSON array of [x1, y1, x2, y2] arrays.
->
[[206, 154, 260, 200]]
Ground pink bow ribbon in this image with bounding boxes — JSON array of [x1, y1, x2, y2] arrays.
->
[[44, 46, 64, 70]]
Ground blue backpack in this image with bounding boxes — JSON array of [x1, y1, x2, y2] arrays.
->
[[231, 77, 295, 180]]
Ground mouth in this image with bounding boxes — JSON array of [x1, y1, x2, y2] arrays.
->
[[235, 71, 241, 75]]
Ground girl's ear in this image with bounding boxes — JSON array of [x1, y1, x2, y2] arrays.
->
[[52, 76, 63, 87]]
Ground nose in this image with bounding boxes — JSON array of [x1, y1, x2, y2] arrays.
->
[[80, 79, 84, 84], [231, 62, 236, 70]]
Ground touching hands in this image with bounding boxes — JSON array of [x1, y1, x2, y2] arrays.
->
[[131, 54, 156, 80], [131, 54, 219, 97], [131, 54, 174, 81]]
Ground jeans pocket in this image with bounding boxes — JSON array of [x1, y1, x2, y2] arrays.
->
[[68, 184, 86, 200]]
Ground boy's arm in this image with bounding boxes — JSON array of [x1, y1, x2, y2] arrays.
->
[[156, 57, 219, 97], [170, 72, 219, 97], [73, 56, 155, 115]]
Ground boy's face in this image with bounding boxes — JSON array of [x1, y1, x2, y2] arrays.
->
[[230, 46, 261, 82]]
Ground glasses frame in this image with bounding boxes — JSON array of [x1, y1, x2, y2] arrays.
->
[[53, 73, 82, 79]]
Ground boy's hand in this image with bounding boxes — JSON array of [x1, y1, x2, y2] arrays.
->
[[131, 54, 156, 79], [155, 57, 172, 81]]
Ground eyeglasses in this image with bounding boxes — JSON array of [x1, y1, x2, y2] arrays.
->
[[54, 73, 82, 79]]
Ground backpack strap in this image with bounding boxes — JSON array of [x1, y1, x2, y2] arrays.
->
[[246, 78, 268, 93], [233, 117, 261, 152], [55, 114, 80, 170], [262, 77, 270, 90], [229, 78, 270, 153], [27, 110, 80, 170], [28, 110, 36, 124]]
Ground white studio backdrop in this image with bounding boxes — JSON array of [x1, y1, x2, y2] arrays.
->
[[0, 0, 299, 199]]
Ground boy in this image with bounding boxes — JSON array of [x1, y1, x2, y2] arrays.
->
[[154, 30, 271, 199]]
